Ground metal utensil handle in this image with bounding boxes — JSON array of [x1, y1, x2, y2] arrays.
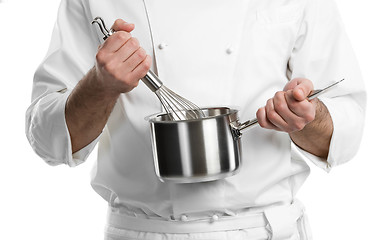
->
[[237, 79, 345, 134], [307, 78, 344, 100], [91, 17, 162, 92]]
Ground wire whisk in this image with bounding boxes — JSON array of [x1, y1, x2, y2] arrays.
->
[[92, 17, 204, 121], [144, 71, 205, 121]]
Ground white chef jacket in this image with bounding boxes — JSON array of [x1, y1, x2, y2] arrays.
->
[[25, 0, 366, 238]]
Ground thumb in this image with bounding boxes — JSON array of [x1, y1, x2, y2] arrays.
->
[[293, 86, 307, 101], [291, 78, 314, 101], [111, 19, 135, 33]]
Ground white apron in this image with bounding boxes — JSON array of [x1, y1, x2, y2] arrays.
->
[[104, 199, 312, 240]]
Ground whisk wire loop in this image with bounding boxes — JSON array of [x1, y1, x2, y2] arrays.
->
[[155, 86, 204, 121]]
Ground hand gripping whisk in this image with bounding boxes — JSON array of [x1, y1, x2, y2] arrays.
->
[[91, 17, 204, 121]]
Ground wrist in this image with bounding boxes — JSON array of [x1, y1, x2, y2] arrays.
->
[[85, 67, 121, 102], [310, 99, 332, 128], [289, 98, 333, 158]]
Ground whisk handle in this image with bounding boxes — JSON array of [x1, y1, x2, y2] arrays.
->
[[142, 71, 163, 92]]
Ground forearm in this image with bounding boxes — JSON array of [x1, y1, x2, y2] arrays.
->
[[65, 67, 119, 153], [289, 99, 333, 159]]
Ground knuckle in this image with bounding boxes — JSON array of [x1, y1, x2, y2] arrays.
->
[[267, 111, 277, 121], [142, 58, 151, 70], [129, 37, 140, 49], [115, 31, 131, 42], [137, 56, 151, 72], [293, 122, 305, 131], [136, 48, 147, 59], [304, 113, 315, 123], [274, 91, 283, 99], [104, 61, 116, 73], [275, 102, 286, 112], [95, 50, 107, 63]]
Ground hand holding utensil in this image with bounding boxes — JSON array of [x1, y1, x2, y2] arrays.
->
[[92, 17, 204, 121], [237, 79, 345, 134]]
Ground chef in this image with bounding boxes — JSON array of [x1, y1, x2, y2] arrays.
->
[[25, 0, 366, 239]]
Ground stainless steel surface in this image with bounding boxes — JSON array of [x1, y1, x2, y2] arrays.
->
[[235, 79, 345, 135], [148, 80, 344, 183], [149, 108, 241, 183], [91, 17, 204, 121], [142, 71, 163, 92]]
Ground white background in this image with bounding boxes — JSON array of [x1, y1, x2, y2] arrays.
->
[[0, 0, 378, 239]]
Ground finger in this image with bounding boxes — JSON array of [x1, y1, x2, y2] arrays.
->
[[101, 31, 132, 53], [122, 47, 147, 73], [283, 78, 299, 92], [285, 91, 315, 122], [130, 55, 152, 80], [292, 78, 314, 101], [266, 98, 289, 131], [273, 91, 303, 130], [113, 37, 140, 62], [256, 107, 280, 130], [111, 19, 135, 33]]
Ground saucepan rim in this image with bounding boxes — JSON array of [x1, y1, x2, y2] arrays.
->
[[145, 106, 240, 123]]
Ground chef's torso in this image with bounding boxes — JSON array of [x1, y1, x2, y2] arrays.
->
[[88, 0, 309, 218]]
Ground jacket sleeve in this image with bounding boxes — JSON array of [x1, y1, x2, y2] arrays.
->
[[288, 0, 366, 172], [25, 0, 100, 167]]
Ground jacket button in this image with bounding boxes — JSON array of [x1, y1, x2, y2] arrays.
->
[[158, 43, 167, 50], [211, 214, 219, 222], [226, 48, 233, 54], [180, 215, 188, 221]]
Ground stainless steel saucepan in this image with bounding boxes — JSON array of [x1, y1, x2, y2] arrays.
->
[[147, 80, 344, 183]]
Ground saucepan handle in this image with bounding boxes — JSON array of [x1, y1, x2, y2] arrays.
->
[[233, 79, 345, 137]]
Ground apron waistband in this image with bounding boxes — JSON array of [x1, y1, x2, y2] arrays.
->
[[107, 199, 305, 237]]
